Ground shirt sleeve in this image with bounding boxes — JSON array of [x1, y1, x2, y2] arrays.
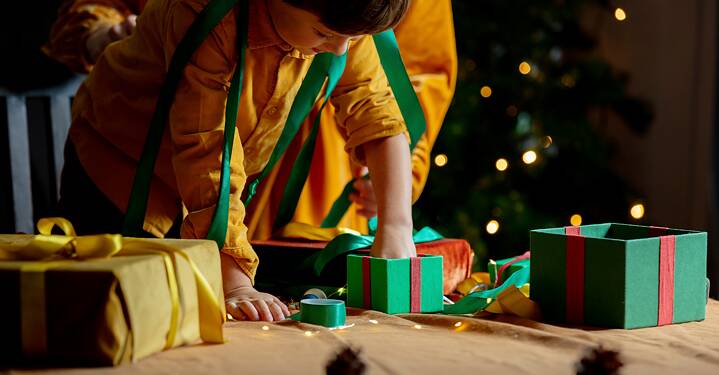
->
[[331, 35, 409, 165], [164, 1, 258, 281], [394, 0, 458, 202], [43, 0, 136, 73]]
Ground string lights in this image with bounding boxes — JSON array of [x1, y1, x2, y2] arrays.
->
[[480, 85, 493, 98], [495, 158, 509, 171], [486, 220, 500, 235], [570, 214, 583, 226], [614, 8, 627, 21], [630, 203, 645, 219], [434, 154, 448, 167]]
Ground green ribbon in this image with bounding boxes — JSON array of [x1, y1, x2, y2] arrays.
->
[[296, 299, 346, 328], [303, 225, 444, 277], [244, 53, 346, 208], [443, 266, 530, 315], [272, 54, 347, 230]]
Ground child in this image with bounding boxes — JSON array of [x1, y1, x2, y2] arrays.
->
[[57, 0, 417, 322], [45, 0, 457, 236]]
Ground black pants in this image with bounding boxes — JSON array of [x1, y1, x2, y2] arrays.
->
[[56, 140, 181, 237]]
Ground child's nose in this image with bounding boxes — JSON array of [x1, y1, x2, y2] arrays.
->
[[326, 37, 350, 56]]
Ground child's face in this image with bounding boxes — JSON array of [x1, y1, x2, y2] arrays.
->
[[268, 0, 362, 56]]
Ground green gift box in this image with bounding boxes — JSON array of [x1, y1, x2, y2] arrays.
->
[[530, 223, 708, 329], [346, 254, 443, 314], [489, 251, 530, 287]]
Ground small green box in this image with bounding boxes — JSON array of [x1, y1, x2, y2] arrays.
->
[[346, 254, 443, 314], [530, 223, 708, 329]]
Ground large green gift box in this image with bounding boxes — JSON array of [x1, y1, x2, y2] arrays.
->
[[346, 254, 444, 314], [530, 223, 708, 328], [0, 234, 225, 366]]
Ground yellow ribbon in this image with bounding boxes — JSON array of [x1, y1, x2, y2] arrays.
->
[[0, 218, 225, 358], [485, 284, 541, 320], [277, 222, 361, 241]]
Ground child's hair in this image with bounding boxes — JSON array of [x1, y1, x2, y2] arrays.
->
[[283, 0, 410, 36]]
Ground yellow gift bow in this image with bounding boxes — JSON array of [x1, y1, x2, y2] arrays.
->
[[0, 218, 225, 358]]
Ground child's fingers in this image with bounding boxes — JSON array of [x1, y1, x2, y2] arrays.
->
[[253, 299, 274, 322], [225, 301, 246, 320], [268, 302, 286, 321], [235, 300, 260, 321], [352, 178, 373, 198], [274, 297, 291, 316], [349, 193, 377, 212]]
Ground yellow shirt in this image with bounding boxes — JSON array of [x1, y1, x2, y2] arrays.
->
[[245, 0, 458, 239], [68, 0, 406, 280]]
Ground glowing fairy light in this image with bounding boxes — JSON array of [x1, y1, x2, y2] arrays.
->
[[262, 326, 269, 331], [454, 322, 463, 327], [434, 154, 448, 167], [570, 214, 583, 226], [480, 85, 493, 98], [630, 203, 645, 219], [486, 220, 500, 235], [519, 61, 532, 75], [496, 158, 509, 171], [413, 324, 422, 330], [615, 8, 627, 21], [522, 150, 537, 164]]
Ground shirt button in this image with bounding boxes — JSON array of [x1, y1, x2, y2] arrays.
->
[[267, 106, 278, 116]]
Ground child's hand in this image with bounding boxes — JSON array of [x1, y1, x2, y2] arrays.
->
[[224, 286, 290, 322], [85, 15, 137, 63], [370, 223, 417, 259], [220, 253, 289, 322], [349, 167, 377, 218]]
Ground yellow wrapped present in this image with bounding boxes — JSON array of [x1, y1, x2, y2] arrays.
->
[[0, 218, 225, 366]]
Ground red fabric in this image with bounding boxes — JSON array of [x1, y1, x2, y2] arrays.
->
[[363, 256, 372, 309], [565, 227, 585, 324], [410, 257, 422, 313], [658, 235, 676, 326], [413, 239, 474, 294], [495, 251, 530, 286]]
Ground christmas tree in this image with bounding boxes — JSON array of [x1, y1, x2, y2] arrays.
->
[[414, 0, 652, 265]]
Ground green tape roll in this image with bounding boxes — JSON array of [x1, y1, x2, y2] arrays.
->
[[299, 299, 346, 328]]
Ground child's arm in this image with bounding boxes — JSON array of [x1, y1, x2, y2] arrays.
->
[[363, 135, 417, 258], [165, 2, 285, 321]]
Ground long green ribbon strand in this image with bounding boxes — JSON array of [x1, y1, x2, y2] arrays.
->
[[244, 54, 347, 207], [206, 3, 248, 248], [273, 54, 347, 230], [123, 0, 242, 238], [373, 30, 426, 150]]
